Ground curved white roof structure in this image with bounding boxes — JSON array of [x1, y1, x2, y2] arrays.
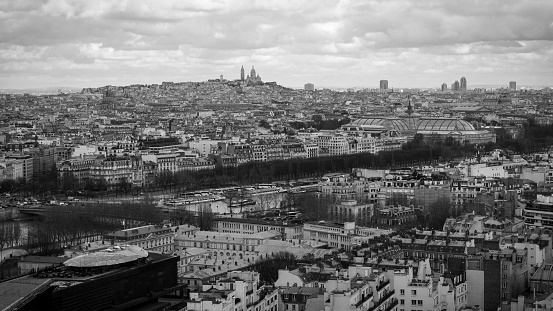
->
[[64, 245, 148, 268]]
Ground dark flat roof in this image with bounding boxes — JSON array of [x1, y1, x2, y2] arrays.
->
[[0, 277, 53, 310], [19, 256, 68, 264]]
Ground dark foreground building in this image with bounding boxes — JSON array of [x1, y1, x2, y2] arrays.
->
[[0, 245, 185, 311]]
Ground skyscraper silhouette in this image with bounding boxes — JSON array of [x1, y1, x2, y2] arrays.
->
[[509, 81, 516, 91], [460, 77, 467, 91]]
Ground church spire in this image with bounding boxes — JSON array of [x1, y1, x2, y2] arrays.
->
[[407, 95, 413, 115], [240, 65, 245, 81]]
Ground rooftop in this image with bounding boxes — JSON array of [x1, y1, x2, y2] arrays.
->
[[0, 278, 53, 311], [104, 224, 174, 239], [214, 217, 302, 227], [64, 245, 148, 267], [19, 256, 68, 264]]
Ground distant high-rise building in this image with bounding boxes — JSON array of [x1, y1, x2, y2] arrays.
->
[[380, 80, 388, 90], [441, 83, 447, 91], [304, 83, 315, 91], [240, 66, 245, 81], [509, 81, 517, 91], [452, 80, 460, 91], [460, 77, 467, 91]]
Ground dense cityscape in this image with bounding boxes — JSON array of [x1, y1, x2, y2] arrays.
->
[[1, 69, 553, 311], [2, 0, 553, 311]]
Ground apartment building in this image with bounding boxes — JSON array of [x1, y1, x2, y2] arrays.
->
[[376, 205, 417, 228], [88, 156, 134, 189], [186, 271, 280, 311], [303, 221, 357, 249], [213, 217, 303, 240], [464, 248, 528, 310], [523, 194, 553, 229], [175, 230, 282, 255], [302, 221, 389, 250], [103, 224, 178, 253], [450, 177, 504, 213], [318, 173, 381, 203], [330, 200, 375, 224], [5, 154, 33, 181]]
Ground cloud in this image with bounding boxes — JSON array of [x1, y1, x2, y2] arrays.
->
[[0, 0, 552, 88]]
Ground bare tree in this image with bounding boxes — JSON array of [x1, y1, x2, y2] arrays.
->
[[427, 197, 452, 229], [3, 223, 14, 249], [0, 223, 7, 260], [283, 192, 334, 221], [11, 222, 21, 247], [196, 205, 214, 231]]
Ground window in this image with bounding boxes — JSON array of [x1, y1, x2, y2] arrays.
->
[[400, 299, 405, 305], [411, 290, 417, 295], [418, 300, 423, 306], [400, 289, 405, 295], [412, 300, 417, 306], [502, 282, 507, 288]]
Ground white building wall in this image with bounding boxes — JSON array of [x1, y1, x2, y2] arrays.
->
[[466, 270, 485, 308]]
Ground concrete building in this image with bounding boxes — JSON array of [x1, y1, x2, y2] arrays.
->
[[509, 81, 517, 91], [460, 77, 467, 91], [330, 200, 375, 224], [303, 221, 357, 249], [5, 154, 33, 181], [88, 156, 134, 190], [318, 173, 380, 203], [302, 221, 390, 250], [380, 80, 389, 90], [213, 217, 303, 240], [0, 246, 184, 311], [103, 224, 179, 253], [186, 271, 280, 311], [322, 266, 398, 311], [17, 256, 68, 275], [523, 194, 553, 229], [376, 205, 417, 228], [175, 230, 282, 255], [464, 248, 528, 311], [452, 80, 460, 91], [280, 287, 324, 311], [305, 83, 315, 91]]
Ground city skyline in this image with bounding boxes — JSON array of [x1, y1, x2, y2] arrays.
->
[[1, 0, 553, 89]]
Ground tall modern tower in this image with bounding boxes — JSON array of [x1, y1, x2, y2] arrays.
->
[[441, 83, 448, 91], [509, 81, 517, 91], [451, 80, 460, 91], [460, 77, 467, 91], [380, 80, 388, 90], [304, 83, 315, 91], [240, 66, 245, 81]]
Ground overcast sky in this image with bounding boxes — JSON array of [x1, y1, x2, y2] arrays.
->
[[1, 0, 553, 89]]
